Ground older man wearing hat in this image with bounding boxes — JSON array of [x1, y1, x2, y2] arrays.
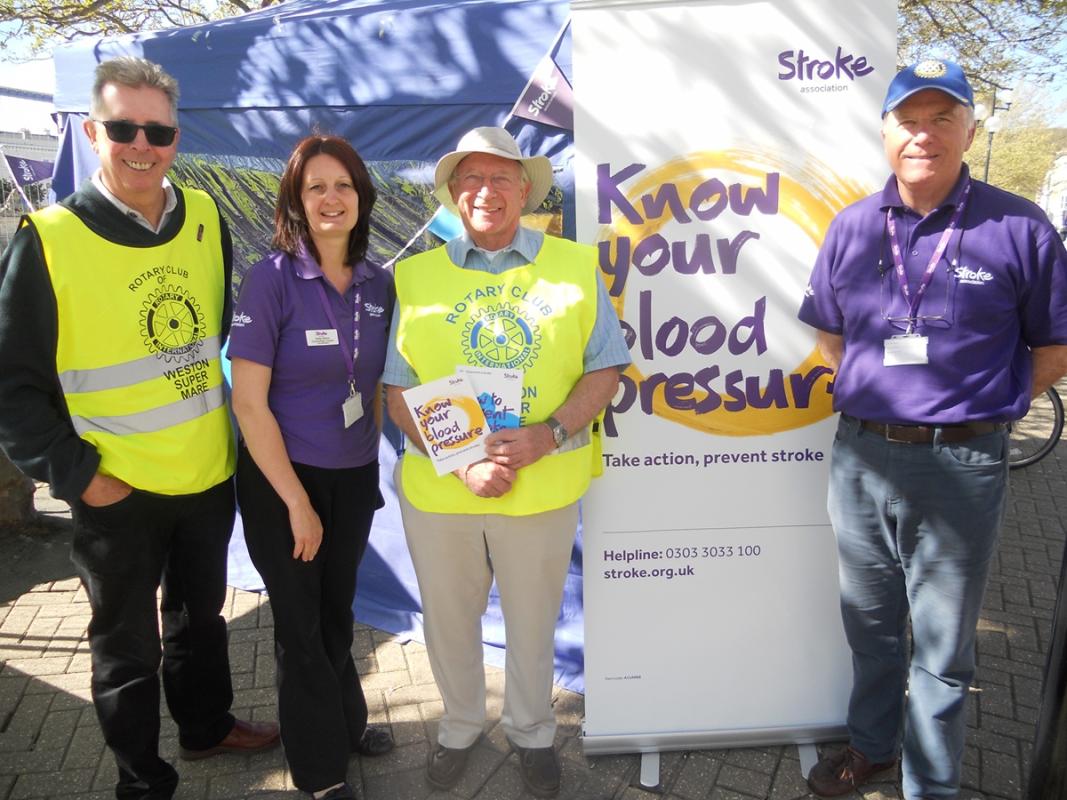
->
[[799, 61, 1067, 797], [383, 127, 628, 796]]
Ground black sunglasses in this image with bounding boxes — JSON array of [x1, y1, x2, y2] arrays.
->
[[94, 119, 178, 147]]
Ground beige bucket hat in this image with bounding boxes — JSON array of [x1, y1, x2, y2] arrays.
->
[[433, 126, 553, 215]]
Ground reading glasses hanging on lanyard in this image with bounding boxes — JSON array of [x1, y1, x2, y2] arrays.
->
[[880, 181, 970, 333]]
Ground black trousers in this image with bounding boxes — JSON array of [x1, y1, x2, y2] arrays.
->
[[70, 479, 236, 800], [236, 446, 380, 792]]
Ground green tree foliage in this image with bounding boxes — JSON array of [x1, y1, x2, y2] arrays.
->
[[897, 2, 1067, 202], [971, 83, 1067, 200], [3, 0, 1065, 92], [0, 0, 283, 54], [898, 0, 1067, 90]]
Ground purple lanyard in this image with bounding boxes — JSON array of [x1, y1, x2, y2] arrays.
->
[[886, 180, 970, 333], [313, 279, 362, 394]]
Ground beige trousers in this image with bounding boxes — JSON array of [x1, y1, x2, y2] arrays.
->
[[395, 460, 579, 749]]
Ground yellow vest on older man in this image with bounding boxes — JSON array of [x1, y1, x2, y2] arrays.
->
[[28, 189, 235, 495], [395, 235, 599, 515]]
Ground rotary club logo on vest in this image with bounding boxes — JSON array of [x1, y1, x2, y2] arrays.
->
[[461, 301, 542, 371], [139, 283, 205, 362]]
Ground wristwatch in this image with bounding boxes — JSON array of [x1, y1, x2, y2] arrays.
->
[[545, 416, 568, 448]]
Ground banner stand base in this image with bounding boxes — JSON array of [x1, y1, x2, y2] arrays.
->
[[581, 722, 848, 756], [797, 743, 819, 778], [639, 752, 660, 789]]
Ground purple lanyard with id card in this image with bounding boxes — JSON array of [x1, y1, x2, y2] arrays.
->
[[313, 279, 364, 428], [885, 180, 970, 334]]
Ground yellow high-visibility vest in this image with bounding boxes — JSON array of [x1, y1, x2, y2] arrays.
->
[[29, 189, 235, 494], [395, 235, 599, 515]]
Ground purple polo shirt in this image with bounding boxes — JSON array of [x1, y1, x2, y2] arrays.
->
[[799, 165, 1067, 424], [228, 244, 394, 468]]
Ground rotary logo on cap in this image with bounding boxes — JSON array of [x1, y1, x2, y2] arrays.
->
[[913, 60, 948, 79]]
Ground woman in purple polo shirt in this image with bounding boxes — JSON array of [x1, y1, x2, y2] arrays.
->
[[229, 135, 395, 800]]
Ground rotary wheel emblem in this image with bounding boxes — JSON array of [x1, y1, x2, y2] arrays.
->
[[140, 284, 204, 361], [914, 60, 947, 78], [462, 302, 541, 370]]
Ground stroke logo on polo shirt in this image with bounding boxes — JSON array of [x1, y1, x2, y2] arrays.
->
[[364, 301, 385, 318], [955, 265, 994, 286], [231, 311, 253, 328], [461, 302, 542, 371]]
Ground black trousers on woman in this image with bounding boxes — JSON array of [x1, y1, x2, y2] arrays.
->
[[236, 446, 380, 792]]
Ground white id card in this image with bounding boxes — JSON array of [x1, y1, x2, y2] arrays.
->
[[342, 391, 363, 428], [305, 329, 339, 347], [884, 334, 929, 366]]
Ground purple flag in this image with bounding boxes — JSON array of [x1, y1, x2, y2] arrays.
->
[[510, 53, 574, 131], [4, 154, 54, 187]]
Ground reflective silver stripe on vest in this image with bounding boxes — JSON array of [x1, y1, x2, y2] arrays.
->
[[554, 426, 591, 454], [58, 335, 222, 394], [70, 384, 225, 437]]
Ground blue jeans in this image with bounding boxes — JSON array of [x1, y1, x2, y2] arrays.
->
[[828, 415, 1008, 799]]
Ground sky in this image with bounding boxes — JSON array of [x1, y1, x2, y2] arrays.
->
[[0, 42, 56, 134]]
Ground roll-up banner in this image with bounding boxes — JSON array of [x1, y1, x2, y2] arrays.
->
[[573, 0, 896, 754]]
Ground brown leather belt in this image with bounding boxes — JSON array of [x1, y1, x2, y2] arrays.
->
[[858, 419, 1008, 444]]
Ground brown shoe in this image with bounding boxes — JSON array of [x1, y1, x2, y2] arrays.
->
[[179, 719, 281, 760], [807, 745, 896, 797], [426, 742, 476, 790], [510, 742, 561, 798]]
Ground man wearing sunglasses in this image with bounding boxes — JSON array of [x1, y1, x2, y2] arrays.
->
[[0, 57, 279, 799], [799, 61, 1067, 799]]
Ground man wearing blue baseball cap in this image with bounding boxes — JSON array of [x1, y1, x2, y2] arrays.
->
[[800, 60, 1067, 797]]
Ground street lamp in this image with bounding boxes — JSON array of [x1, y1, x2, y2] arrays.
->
[[974, 86, 1014, 183]]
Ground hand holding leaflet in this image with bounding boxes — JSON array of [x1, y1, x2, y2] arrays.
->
[[457, 367, 523, 432]]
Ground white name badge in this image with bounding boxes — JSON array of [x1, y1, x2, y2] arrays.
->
[[305, 329, 339, 347], [342, 391, 363, 428], [884, 334, 929, 367]]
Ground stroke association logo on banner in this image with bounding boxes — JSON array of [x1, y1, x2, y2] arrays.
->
[[777, 45, 875, 96], [595, 148, 868, 438]]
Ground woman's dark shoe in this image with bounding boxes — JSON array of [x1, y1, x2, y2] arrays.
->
[[353, 725, 395, 757]]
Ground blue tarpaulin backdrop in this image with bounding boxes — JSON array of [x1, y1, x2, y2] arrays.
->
[[50, 0, 586, 692]]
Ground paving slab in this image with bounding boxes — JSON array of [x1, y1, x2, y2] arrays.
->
[[1, 444, 1064, 800]]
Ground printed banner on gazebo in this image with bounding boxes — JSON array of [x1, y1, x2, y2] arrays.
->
[[573, 0, 896, 752]]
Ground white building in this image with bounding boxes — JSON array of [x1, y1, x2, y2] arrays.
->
[[1037, 151, 1067, 235], [0, 128, 58, 162]]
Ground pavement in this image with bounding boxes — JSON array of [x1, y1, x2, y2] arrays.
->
[[1, 443, 1064, 800]]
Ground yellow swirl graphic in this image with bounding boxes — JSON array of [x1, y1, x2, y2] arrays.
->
[[598, 149, 869, 436], [419, 394, 488, 452]]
